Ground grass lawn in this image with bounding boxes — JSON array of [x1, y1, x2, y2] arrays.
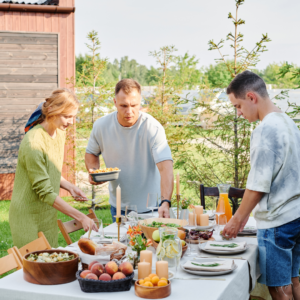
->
[[0, 199, 113, 279]]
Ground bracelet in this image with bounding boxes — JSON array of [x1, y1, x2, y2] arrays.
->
[[159, 200, 171, 207]]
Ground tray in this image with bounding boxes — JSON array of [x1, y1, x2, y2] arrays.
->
[[76, 270, 134, 292], [90, 170, 121, 182]]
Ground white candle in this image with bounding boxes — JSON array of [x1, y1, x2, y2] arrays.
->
[[176, 173, 180, 195], [116, 185, 121, 217]]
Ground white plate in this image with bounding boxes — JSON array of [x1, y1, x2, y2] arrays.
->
[[195, 221, 215, 230], [133, 269, 175, 281], [199, 242, 248, 255], [180, 259, 238, 276]]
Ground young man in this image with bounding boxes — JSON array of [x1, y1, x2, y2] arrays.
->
[[223, 70, 300, 300], [85, 79, 174, 221]]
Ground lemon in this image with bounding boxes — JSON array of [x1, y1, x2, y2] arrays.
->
[[157, 247, 166, 259], [163, 240, 177, 249]]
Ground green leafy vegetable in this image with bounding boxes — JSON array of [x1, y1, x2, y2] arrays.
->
[[210, 243, 238, 248], [192, 262, 221, 267]]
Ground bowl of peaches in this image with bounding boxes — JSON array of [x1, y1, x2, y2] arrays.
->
[[77, 260, 134, 292], [89, 168, 121, 182]]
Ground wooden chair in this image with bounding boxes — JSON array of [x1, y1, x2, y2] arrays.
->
[[0, 247, 23, 276], [200, 184, 245, 214], [17, 232, 52, 257], [57, 209, 98, 245]]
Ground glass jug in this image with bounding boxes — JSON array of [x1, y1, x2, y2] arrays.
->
[[156, 227, 182, 275], [217, 183, 232, 222]]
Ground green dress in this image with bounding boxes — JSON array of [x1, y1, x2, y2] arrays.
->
[[9, 124, 65, 248]]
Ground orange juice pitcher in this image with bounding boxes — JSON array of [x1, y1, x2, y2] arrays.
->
[[217, 184, 232, 222]]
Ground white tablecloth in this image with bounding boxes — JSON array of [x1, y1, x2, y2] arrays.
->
[[0, 215, 258, 300]]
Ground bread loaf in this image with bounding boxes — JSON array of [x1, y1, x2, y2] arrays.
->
[[78, 238, 97, 255]]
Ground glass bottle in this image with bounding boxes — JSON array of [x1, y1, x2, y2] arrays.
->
[[217, 183, 232, 222]]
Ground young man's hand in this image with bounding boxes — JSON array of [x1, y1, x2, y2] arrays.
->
[[158, 202, 170, 218]]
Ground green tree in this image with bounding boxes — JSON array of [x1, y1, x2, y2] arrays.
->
[[261, 63, 298, 88], [174, 0, 271, 203], [204, 62, 233, 88], [69, 30, 114, 198], [170, 53, 202, 89]]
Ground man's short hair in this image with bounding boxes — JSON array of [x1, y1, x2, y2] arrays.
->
[[115, 79, 141, 95], [226, 70, 268, 99]]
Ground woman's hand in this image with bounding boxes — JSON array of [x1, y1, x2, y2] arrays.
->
[[80, 215, 98, 232], [69, 185, 87, 200]]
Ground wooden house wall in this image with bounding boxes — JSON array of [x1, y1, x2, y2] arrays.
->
[[0, 0, 75, 199]]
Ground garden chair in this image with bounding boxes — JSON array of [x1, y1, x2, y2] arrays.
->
[[0, 247, 23, 276], [57, 209, 98, 245], [6, 232, 52, 264], [200, 184, 245, 214]]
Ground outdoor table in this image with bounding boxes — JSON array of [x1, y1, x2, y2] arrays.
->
[[0, 214, 258, 300]]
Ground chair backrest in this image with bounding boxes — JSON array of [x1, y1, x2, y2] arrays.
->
[[17, 232, 52, 257], [0, 248, 23, 275], [200, 184, 245, 214], [57, 209, 97, 245]]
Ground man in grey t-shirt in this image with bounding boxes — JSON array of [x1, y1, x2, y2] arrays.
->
[[85, 79, 174, 220], [222, 71, 300, 299]]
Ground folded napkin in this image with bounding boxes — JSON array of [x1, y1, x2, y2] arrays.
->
[[184, 260, 234, 272], [204, 241, 247, 251], [78, 249, 110, 265]]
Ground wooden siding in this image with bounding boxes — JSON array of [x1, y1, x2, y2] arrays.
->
[[0, 0, 75, 199], [0, 31, 58, 176]]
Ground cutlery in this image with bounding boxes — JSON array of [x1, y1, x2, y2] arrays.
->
[[195, 256, 244, 259]]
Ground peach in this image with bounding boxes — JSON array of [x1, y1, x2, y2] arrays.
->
[[85, 273, 98, 280], [105, 261, 118, 276], [118, 261, 133, 276], [99, 273, 112, 281], [112, 272, 126, 280], [88, 260, 99, 270], [178, 230, 186, 240], [80, 270, 92, 278], [91, 263, 105, 277]]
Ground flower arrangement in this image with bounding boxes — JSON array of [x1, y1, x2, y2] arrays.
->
[[127, 225, 152, 268], [127, 225, 152, 252], [181, 197, 193, 209]]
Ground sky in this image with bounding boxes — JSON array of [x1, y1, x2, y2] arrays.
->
[[75, 0, 300, 70]]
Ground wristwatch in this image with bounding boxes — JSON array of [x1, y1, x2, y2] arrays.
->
[[159, 199, 171, 207]]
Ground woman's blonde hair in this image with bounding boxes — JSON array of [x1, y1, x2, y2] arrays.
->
[[38, 88, 79, 124]]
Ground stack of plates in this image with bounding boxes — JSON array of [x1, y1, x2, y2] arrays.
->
[[237, 226, 257, 236]]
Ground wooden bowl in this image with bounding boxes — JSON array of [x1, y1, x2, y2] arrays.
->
[[135, 280, 171, 299], [139, 218, 188, 241], [23, 249, 79, 285]]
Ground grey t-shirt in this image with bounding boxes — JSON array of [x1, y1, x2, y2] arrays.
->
[[86, 111, 173, 213], [246, 112, 300, 229]]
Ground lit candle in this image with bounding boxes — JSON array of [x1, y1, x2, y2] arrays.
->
[[138, 261, 150, 279], [116, 185, 121, 217], [176, 173, 180, 195], [200, 214, 209, 226], [156, 261, 168, 279], [140, 250, 152, 271], [189, 212, 195, 225]]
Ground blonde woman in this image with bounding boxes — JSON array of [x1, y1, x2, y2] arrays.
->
[[9, 88, 97, 248]]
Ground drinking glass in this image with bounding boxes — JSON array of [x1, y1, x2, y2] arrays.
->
[[125, 205, 138, 227], [91, 218, 104, 241], [147, 193, 159, 217], [182, 208, 197, 256], [215, 197, 225, 234]]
